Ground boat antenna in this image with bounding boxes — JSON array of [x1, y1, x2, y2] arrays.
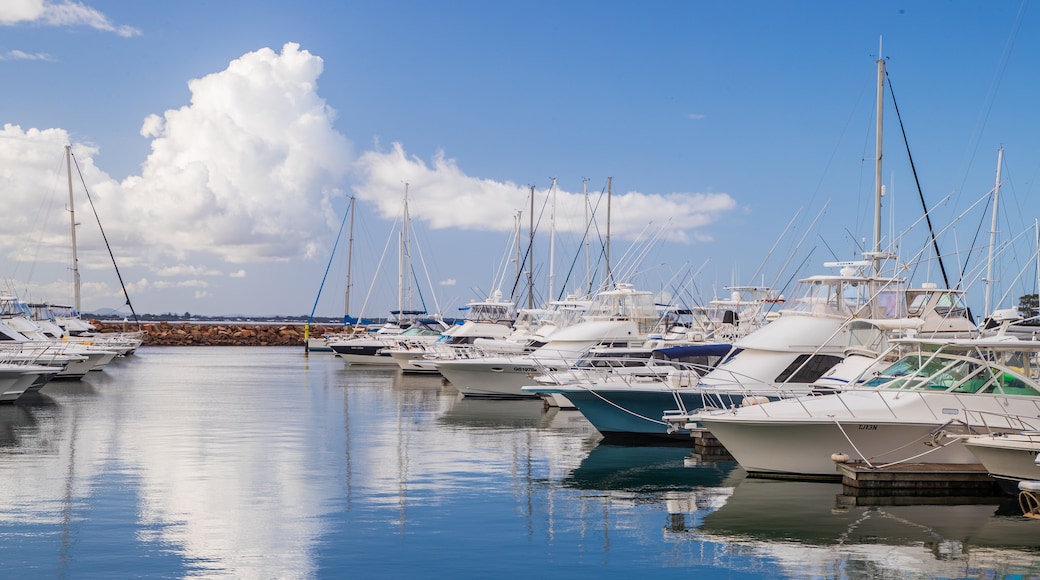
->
[[69, 147, 140, 326]]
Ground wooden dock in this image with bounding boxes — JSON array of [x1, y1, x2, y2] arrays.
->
[[835, 461, 1003, 497]]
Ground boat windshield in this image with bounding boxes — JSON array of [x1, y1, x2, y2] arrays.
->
[[864, 348, 1040, 396], [782, 276, 907, 319], [464, 302, 516, 324], [583, 285, 660, 334]]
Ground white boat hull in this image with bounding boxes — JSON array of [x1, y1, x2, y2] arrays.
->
[[436, 358, 569, 398], [962, 434, 1040, 488], [698, 390, 1040, 478]]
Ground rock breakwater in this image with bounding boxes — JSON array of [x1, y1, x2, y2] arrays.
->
[[91, 321, 340, 346]]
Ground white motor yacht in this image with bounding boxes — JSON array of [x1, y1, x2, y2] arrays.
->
[[962, 430, 1040, 492], [692, 327, 1040, 479], [329, 312, 448, 366], [433, 284, 669, 398]]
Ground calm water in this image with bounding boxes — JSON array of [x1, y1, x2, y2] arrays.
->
[[1, 347, 1039, 579]]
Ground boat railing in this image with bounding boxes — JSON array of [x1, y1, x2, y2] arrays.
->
[[421, 342, 529, 361], [531, 356, 709, 387], [961, 407, 1040, 434]]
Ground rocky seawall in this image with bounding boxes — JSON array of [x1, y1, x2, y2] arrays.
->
[[91, 321, 340, 346]]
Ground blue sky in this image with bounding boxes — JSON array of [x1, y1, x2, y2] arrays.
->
[[1, 1, 1038, 319]]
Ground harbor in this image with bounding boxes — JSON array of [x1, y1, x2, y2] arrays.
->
[[2, 346, 1038, 579]]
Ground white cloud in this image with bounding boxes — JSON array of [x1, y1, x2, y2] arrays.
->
[[439, 278, 457, 286], [155, 264, 222, 277], [688, 113, 706, 120], [117, 42, 353, 263], [0, 42, 737, 314], [353, 142, 737, 243], [0, 0, 140, 36], [0, 43, 354, 312], [0, 49, 53, 61], [150, 279, 209, 290]]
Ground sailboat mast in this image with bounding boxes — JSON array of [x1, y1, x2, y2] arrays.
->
[[985, 147, 1004, 318], [549, 178, 556, 304], [66, 145, 81, 312], [528, 185, 534, 310], [605, 176, 612, 287], [513, 210, 521, 296], [345, 195, 355, 324], [399, 182, 410, 317], [873, 42, 885, 271], [583, 178, 590, 292]]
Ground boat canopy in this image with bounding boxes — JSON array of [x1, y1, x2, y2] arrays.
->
[[782, 275, 908, 320], [653, 343, 734, 359]]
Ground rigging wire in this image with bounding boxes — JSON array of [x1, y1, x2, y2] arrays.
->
[[70, 150, 140, 327], [884, 69, 951, 290]]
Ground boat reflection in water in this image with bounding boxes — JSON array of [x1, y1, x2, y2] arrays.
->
[[564, 442, 742, 492], [677, 477, 1040, 578], [438, 394, 578, 431]]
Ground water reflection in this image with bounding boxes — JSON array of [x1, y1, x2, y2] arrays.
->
[[564, 442, 742, 492], [2, 348, 1038, 579], [439, 395, 559, 430], [0, 402, 37, 448], [0, 347, 348, 578], [684, 477, 1040, 578]]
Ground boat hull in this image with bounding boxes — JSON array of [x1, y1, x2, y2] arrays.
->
[[701, 416, 985, 478], [330, 342, 399, 366], [697, 389, 1040, 478], [436, 358, 569, 398], [530, 385, 755, 440], [962, 434, 1040, 491]]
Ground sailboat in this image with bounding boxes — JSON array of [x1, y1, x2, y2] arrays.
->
[[306, 195, 355, 352], [53, 145, 144, 355], [327, 183, 448, 366]]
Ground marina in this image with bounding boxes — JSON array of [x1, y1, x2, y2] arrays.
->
[[1, 346, 1038, 578]]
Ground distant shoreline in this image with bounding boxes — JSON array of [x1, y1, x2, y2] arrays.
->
[[91, 321, 342, 347]]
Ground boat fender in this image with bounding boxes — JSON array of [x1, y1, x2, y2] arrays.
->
[[740, 396, 769, 407], [831, 453, 850, 464]]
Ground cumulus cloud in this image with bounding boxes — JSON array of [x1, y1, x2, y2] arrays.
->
[[0, 43, 354, 310], [0, 0, 140, 36], [118, 42, 353, 263], [0, 41, 736, 313], [353, 142, 737, 243]]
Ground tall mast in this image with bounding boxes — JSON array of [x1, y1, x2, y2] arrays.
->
[[605, 176, 612, 287], [513, 210, 521, 296], [528, 185, 534, 309], [985, 146, 1003, 318], [873, 39, 885, 273], [344, 195, 355, 324], [66, 145, 81, 312], [399, 182, 410, 317], [583, 178, 590, 293], [548, 178, 557, 304]]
